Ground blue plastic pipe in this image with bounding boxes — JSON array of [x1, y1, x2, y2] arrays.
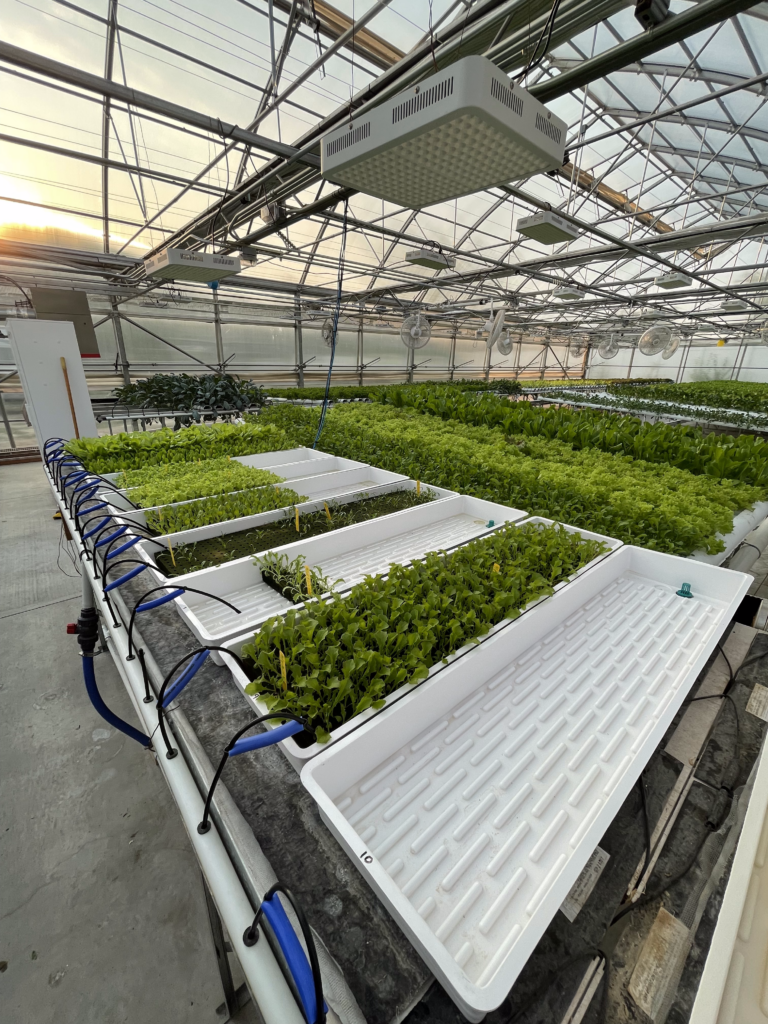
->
[[104, 564, 148, 592], [260, 895, 324, 1024], [163, 650, 210, 707], [82, 516, 112, 540], [229, 720, 304, 757], [106, 536, 141, 560], [135, 589, 185, 612], [81, 656, 150, 747], [95, 525, 129, 548]]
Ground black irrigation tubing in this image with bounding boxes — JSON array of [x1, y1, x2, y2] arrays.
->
[[242, 882, 326, 1024], [155, 646, 247, 758], [197, 712, 309, 835], [125, 585, 242, 659]]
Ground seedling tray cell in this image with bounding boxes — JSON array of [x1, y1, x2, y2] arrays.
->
[[300, 546, 751, 1021]]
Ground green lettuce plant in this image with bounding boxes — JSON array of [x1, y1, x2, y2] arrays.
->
[[145, 485, 306, 534], [256, 552, 340, 603], [116, 457, 281, 508], [257, 403, 762, 555], [65, 421, 289, 473]]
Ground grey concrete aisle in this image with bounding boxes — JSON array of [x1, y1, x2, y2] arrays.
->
[[0, 463, 257, 1024]]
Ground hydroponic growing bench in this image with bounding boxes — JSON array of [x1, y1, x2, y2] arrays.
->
[[45, 439, 765, 1024]]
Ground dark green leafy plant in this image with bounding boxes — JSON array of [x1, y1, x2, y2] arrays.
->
[[116, 457, 281, 508], [608, 379, 768, 413], [154, 488, 437, 576], [257, 403, 762, 555], [145, 485, 306, 534], [376, 385, 768, 487], [111, 373, 264, 412], [242, 521, 607, 741], [66, 421, 289, 474], [264, 378, 521, 401]]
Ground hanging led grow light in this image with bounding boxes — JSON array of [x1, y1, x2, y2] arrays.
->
[[405, 243, 456, 270], [654, 271, 692, 290], [143, 248, 241, 283], [553, 285, 585, 301], [517, 210, 580, 245], [321, 56, 566, 209]]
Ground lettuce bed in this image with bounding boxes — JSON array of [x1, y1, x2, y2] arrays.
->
[[117, 457, 281, 508], [379, 386, 768, 487], [258, 404, 761, 555], [65, 421, 290, 473]]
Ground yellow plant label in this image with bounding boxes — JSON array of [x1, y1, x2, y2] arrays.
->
[[324, 502, 332, 521], [492, 563, 500, 573], [167, 537, 176, 567], [295, 507, 300, 532], [304, 564, 313, 596], [279, 650, 287, 690], [416, 480, 421, 495]]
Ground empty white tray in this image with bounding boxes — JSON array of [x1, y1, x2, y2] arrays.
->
[[301, 547, 751, 1021]]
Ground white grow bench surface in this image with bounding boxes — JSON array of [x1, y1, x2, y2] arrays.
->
[[302, 547, 751, 1021]]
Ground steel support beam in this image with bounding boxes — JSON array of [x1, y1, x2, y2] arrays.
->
[[0, 41, 320, 167], [0, 132, 230, 195], [101, 0, 118, 254], [530, 0, 761, 103], [110, 296, 131, 386]]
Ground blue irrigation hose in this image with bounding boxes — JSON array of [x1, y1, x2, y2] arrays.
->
[[104, 564, 148, 592], [81, 656, 150, 747], [136, 589, 185, 612], [106, 535, 141, 560], [229, 720, 303, 756], [162, 649, 210, 707], [95, 525, 129, 548]]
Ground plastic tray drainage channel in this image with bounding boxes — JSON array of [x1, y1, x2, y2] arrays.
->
[[332, 576, 721, 986]]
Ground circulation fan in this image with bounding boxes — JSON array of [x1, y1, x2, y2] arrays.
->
[[761, 323, 768, 347], [485, 307, 507, 350], [569, 335, 588, 359], [400, 313, 431, 350], [638, 325, 672, 356], [598, 336, 619, 360], [661, 337, 680, 360], [497, 329, 515, 356], [321, 318, 335, 347]]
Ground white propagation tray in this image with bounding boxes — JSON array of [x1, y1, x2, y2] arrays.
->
[[173, 495, 528, 654], [104, 465, 410, 530], [100, 446, 333, 486], [300, 547, 751, 1021], [102, 455, 367, 511], [689, 737, 768, 1024], [133, 481, 456, 581], [219, 517, 622, 770], [690, 500, 768, 567]]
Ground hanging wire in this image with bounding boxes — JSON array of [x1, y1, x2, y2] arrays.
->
[[514, 0, 564, 84], [313, 199, 350, 449]]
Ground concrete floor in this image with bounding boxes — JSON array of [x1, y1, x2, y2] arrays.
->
[[0, 462, 257, 1024]]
